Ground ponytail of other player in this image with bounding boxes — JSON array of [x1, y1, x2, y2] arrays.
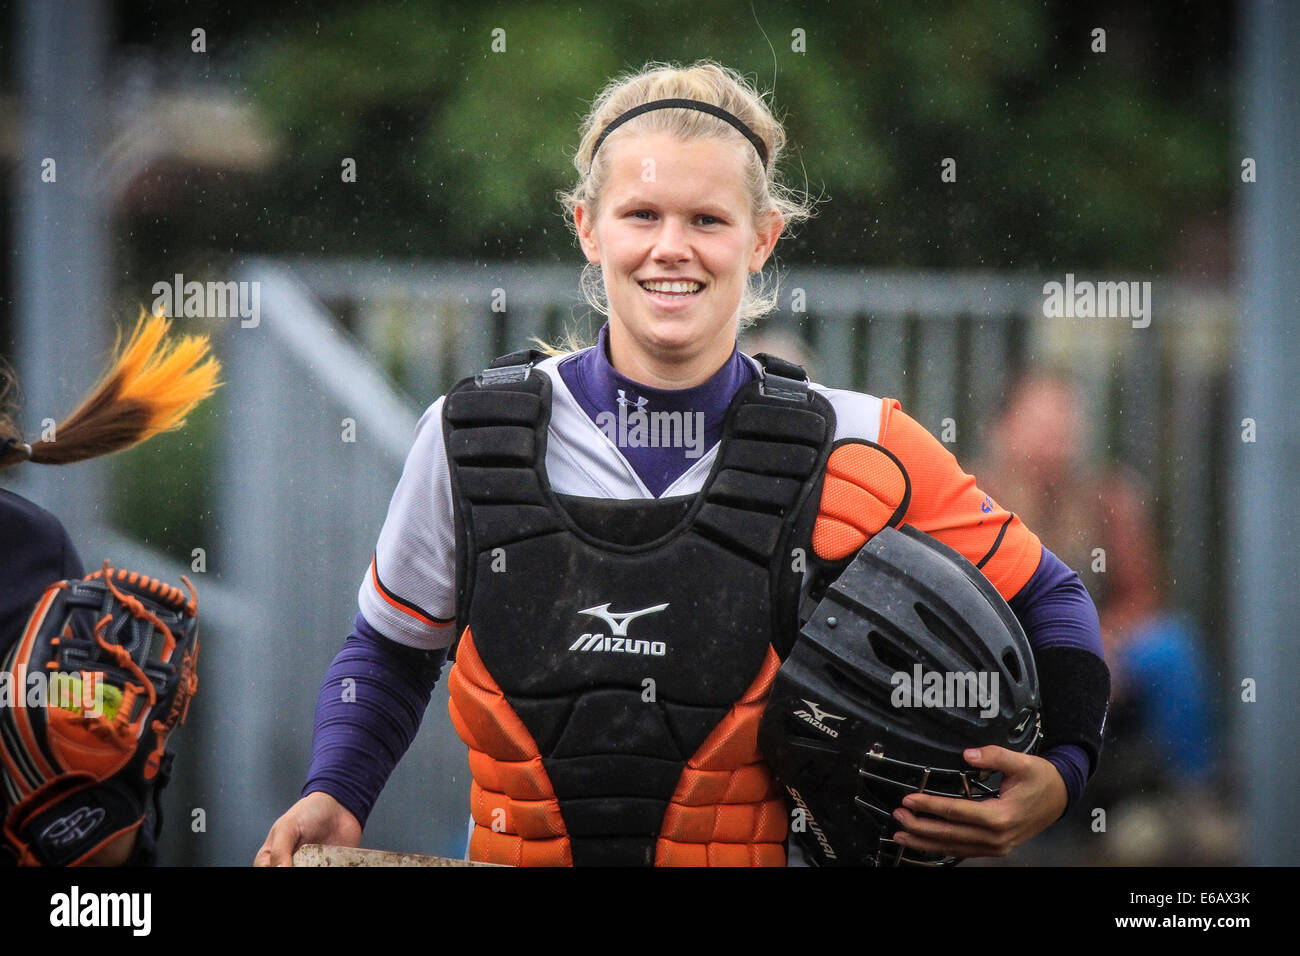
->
[[0, 308, 221, 471]]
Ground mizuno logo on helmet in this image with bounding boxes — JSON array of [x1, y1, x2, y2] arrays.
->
[[793, 700, 845, 738], [801, 700, 845, 725], [577, 603, 668, 637]]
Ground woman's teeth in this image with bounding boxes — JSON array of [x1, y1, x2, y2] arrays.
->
[[639, 280, 702, 296]]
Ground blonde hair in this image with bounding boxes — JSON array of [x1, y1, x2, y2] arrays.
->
[[553, 59, 817, 350]]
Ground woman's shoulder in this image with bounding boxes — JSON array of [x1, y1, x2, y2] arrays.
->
[[807, 381, 890, 444], [403, 351, 580, 469], [0, 488, 85, 649], [0, 488, 78, 555], [737, 350, 892, 444], [419, 350, 578, 420]]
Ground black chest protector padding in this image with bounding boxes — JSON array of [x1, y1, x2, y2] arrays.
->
[[556, 494, 694, 544], [443, 361, 835, 866]]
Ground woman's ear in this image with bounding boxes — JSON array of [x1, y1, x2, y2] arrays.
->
[[749, 208, 785, 272], [575, 202, 600, 265]]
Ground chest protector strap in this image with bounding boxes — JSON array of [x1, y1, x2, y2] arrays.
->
[[443, 352, 835, 865]]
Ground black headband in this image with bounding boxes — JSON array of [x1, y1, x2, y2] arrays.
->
[[590, 98, 768, 167]]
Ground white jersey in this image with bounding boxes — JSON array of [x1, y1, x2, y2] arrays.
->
[[359, 346, 1043, 653], [357, 349, 895, 651]]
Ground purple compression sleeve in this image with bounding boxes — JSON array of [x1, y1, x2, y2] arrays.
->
[[1009, 546, 1106, 812], [301, 613, 447, 828]]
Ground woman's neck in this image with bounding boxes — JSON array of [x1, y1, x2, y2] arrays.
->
[[605, 323, 736, 390]]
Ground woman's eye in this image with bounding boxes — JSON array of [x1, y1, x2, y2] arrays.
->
[[628, 211, 721, 224]]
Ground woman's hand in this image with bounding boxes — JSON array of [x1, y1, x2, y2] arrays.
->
[[254, 791, 362, 867], [890, 746, 1067, 859]]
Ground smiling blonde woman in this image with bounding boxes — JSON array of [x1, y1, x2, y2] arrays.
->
[[257, 60, 1109, 868]]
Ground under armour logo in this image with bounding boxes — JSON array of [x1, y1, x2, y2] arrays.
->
[[578, 602, 668, 636], [616, 389, 648, 411], [40, 806, 106, 848], [800, 700, 846, 724]]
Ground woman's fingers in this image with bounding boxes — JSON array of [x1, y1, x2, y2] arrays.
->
[[897, 792, 1008, 827], [892, 805, 1003, 851], [254, 793, 360, 867], [253, 819, 299, 867]]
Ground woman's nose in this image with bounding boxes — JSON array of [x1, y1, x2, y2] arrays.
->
[[651, 216, 691, 262]]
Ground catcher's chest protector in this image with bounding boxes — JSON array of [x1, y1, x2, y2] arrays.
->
[[443, 353, 835, 866]]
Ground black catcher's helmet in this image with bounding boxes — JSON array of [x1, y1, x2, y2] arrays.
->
[[758, 524, 1041, 866]]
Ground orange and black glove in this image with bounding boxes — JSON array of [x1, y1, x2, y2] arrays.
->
[[0, 561, 199, 866]]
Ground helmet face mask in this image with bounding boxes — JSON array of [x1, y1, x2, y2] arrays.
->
[[853, 741, 1025, 866], [759, 524, 1042, 867]]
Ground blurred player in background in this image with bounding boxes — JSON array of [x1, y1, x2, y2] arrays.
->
[[971, 372, 1232, 864]]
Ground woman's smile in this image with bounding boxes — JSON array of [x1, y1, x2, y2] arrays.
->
[[637, 277, 706, 311]]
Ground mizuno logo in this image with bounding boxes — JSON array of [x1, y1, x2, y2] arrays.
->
[[570, 602, 669, 656], [568, 633, 666, 656], [793, 700, 845, 738], [800, 700, 845, 724], [578, 603, 668, 637]]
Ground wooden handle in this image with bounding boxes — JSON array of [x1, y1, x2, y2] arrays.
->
[[292, 844, 504, 867]]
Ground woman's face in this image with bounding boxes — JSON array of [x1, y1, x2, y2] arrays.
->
[[575, 130, 783, 386]]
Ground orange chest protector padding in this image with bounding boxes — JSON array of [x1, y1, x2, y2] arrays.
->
[[442, 351, 837, 866]]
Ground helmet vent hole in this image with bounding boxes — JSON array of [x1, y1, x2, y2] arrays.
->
[[913, 601, 960, 646], [867, 630, 913, 674], [1002, 648, 1022, 683]]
